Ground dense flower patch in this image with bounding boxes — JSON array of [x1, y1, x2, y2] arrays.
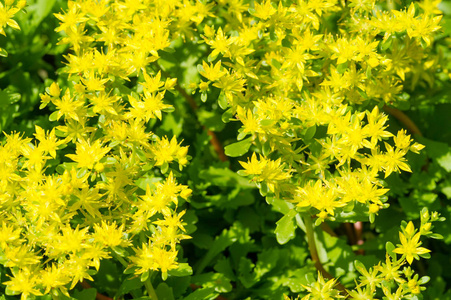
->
[[0, 0, 450, 299]]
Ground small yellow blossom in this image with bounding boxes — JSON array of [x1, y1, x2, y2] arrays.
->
[[66, 139, 111, 169], [393, 222, 431, 264]]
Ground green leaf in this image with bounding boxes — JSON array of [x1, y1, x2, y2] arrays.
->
[[156, 283, 175, 300], [5, 287, 20, 296], [222, 108, 234, 123], [380, 37, 393, 51], [260, 119, 275, 127], [135, 147, 147, 162], [199, 166, 256, 188], [198, 110, 225, 131], [168, 263, 193, 277], [163, 47, 176, 53], [161, 161, 169, 174], [238, 257, 258, 288], [275, 210, 297, 244], [0, 48, 8, 57], [337, 62, 347, 74], [95, 260, 121, 296], [418, 137, 451, 172], [135, 176, 163, 191], [201, 92, 207, 102], [271, 58, 281, 69], [262, 141, 271, 156], [24, 0, 58, 34], [430, 233, 444, 239], [386, 242, 396, 260], [49, 111, 59, 122], [354, 260, 367, 274], [255, 248, 279, 277], [55, 162, 78, 175], [196, 223, 245, 274], [303, 126, 316, 141], [140, 270, 149, 282], [214, 257, 236, 280], [218, 93, 228, 109], [183, 287, 218, 300], [192, 272, 233, 293], [112, 246, 129, 257], [197, 64, 205, 73], [419, 276, 430, 285], [73, 288, 96, 300], [224, 137, 252, 157], [116, 277, 142, 296], [237, 130, 248, 141]]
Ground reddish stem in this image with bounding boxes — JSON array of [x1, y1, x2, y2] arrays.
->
[[158, 67, 228, 162], [344, 223, 356, 245], [383, 105, 423, 136], [354, 221, 365, 255]]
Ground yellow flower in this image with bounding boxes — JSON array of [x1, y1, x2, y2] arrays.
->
[[3, 267, 42, 300], [39, 264, 71, 295], [393, 221, 431, 264], [239, 153, 267, 176], [253, 0, 276, 20], [236, 107, 264, 135], [35, 126, 64, 159], [54, 1, 89, 33], [199, 60, 227, 82], [66, 139, 111, 169], [0, 1, 21, 36], [131, 243, 179, 277], [93, 221, 131, 248], [206, 27, 235, 58], [382, 142, 412, 178], [302, 272, 345, 300], [150, 136, 189, 167]]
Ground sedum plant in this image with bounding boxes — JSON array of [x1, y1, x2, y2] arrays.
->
[[1, 1, 193, 299], [192, 0, 446, 298], [0, 0, 449, 299]]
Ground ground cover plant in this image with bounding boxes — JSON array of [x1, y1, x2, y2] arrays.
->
[[0, 0, 450, 299]]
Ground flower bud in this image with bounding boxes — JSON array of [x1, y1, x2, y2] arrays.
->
[[421, 222, 431, 232], [17, 0, 26, 9], [369, 203, 380, 214], [94, 163, 105, 173], [49, 82, 61, 98], [180, 188, 192, 200], [164, 78, 177, 90]]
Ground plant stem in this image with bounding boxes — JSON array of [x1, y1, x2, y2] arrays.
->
[[111, 249, 129, 268], [51, 291, 60, 300], [144, 276, 159, 300], [172, 81, 228, 162], [383, 105, 423, 136], [154, 64, 228, 162], [302, 214, 348, 295]]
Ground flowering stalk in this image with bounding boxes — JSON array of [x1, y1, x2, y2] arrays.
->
[[144, 276, 158, 300], [302, 214, 347, 295]]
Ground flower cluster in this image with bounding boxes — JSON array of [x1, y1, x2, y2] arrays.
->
[[299, 209, 443, 299], [0, 0, 446, 298], [195, 0, 440, 224], [1, 0, 193, 298], [0, 0, 26, 55]]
